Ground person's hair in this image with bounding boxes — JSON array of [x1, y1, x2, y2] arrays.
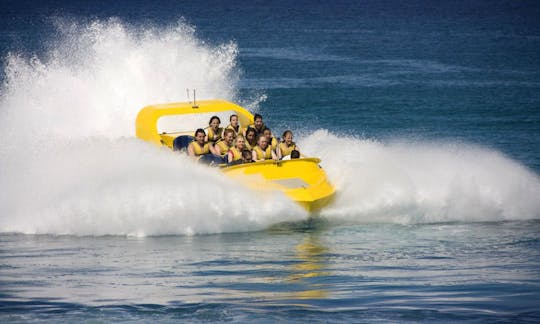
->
[[282, 130, 293, 139], [229, 114, 238, 121], [291, 149, 300, 159], [235, 134, 245, 144], [254, 113, 263, 121], [241, 149, 252, 161], [194, 128, 206, 137], [245, 128, 256, 140], [257, 134, 268, 144], [263, 127, 271, 134], [209, 116, 221, 125], [223, 128, 234, 138]]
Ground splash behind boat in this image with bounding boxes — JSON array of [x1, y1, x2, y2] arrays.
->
[[135, 99, 335, 212]]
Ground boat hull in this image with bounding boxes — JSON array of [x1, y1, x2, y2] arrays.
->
[[222, 158, 335, 212]]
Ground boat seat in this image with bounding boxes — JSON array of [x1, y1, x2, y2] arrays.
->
[[173, 135, 193, 151]]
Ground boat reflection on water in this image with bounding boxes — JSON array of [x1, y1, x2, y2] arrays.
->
[[286, 233, 330, 300], [180, 223, 333, 305]]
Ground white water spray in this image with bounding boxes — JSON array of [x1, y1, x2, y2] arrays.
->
[[0, 18, 238, 144], [0, 19, 305, 236], [302, 130, 540, 223]]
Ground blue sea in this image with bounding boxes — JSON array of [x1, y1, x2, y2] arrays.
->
[[1, 0, 540, 322]]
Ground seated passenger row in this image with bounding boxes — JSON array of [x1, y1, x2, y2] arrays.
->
[[186, 114, 301, 165]]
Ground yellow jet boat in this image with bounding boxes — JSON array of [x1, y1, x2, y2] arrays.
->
[[135, 99, 335, 212]]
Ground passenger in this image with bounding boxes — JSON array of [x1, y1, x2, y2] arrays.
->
[[252, 135, 277, 162], [244, 127, 257, 151], [291, 149, 300, 159], [212, 128, 235, 158], [227, 148, 253, 166], [225, 114, 242, 137], [244, 113, 265, 137], [262, 127, 278, 151], [241, 149, 253, 163], [227, 134, 246, 163], [187, 128, 210, 159], [277, 130, 300, 160], [205, 116, 223, 144]]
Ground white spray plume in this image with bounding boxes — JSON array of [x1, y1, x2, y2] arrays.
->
[[301, 130, 540, 224], [0, 18, 238, 145], [0, 19, 307, 236]]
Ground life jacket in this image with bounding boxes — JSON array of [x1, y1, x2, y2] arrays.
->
[[228, 147, 242, 162], [254, 145, 272, 160], [225, 124, 241, 137], [279, 142, 296, 157], [192, 141, 210, 156], [245, 141, 255, 151], [215, 139, 232, 157], [206, 127, 223, 143], [269, 137, 278, 150]]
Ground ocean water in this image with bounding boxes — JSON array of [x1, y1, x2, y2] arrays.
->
[[1, 0, 540, 322]]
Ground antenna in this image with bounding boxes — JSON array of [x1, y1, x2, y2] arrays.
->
[[192, 89, 199, 108], [186, 88, 191, 103]]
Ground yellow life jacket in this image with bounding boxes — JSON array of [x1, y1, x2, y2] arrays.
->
[[206, 127, 223, 143], [215, 140, 232, 157], [192, 141, 210, 156], [225, 124, 241, 137], [269, 137, 278, 150], [229, 147, 242, 162], [254, 145, 272, 160], [279, 142, 296, 157], [245, 141, 255, 151]]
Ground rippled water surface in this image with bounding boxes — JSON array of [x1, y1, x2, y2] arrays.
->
[[2, 221, 540, 322]]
